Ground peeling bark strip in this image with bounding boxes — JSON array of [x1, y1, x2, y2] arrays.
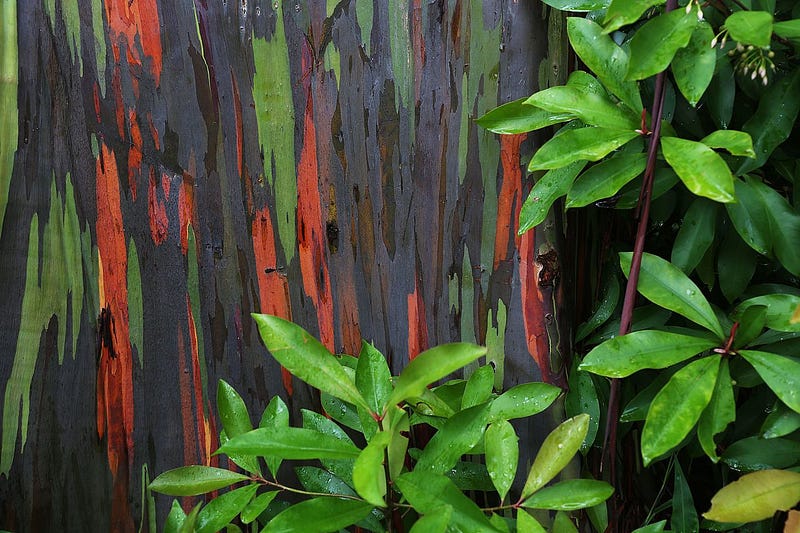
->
[[0, 1, 558, 529]]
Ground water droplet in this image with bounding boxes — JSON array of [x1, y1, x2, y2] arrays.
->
[[255, 6, 261, 15], [557, 443, 563, 449], [532, 196, 540, 202], [294, 3, 301, 12], [272, 1, 278, 10], [686, 289, 696, 296]]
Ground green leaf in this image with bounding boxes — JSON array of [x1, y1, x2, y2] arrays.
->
[[149, 466, 250, 497], [395, 471, 500, 532], [356, 341, 392, 416], [517, 511, 547, 533], [773, 19, 800, 41], [259, 396, 289, 477], [252, 314, 369, 411], [717, 229, 757, 303], [567, 18, 643, 111], [526, 86, 638, 129], [737, 69, 800, 175], [552, 511, 579, 533], [409, 506, 451, 533], [541, 0, 609, 11], [489, 382, 561, 422], [241, 491, 278, 524], [566, 152, 647, 208], [580, 330, 716, 378], [353, 431, 390, 507], [415, 404, 490, 475], [565, 363, 600, 452], [196, 483, 259, 533], [672, 198, 718, 273], [671, 461, 699, 533], [476, 97, 573, 134], [627, 10, 698, 80], [462, 365, 495, 409], [621, 368, 677, 423], [724, 180, 771, 256], [178, 503, 202, 533], [521, 414, 589, 499], [703, 469, 800, 523], [707, 54, 735, 129], [217, 380, 260, 475], [615, 164, 679, 209], [518, 161, 587, 234], [632, 520, 668, 533], [302, 410, 356, 486], [217, 427, 361, 460], [575, 271, 619, 342], [620, 252, 724, 338], [528, 127, 638, 171], [641, 356, 721, 465], [700, 130, 755, 158], [697, 360, 735, 463], [262, 497, 374, 533], [485, 420, 518, 500], [732, 304, 767, 349], [739, 350, 800, 413], [661, 137, 735, 203], [321, 392, 364, 433], [446, 461, 495, 492], [672, 22, 716, 106], [762, 403, 800, 439], [603, 0, 665, 34], [386, 343, 486, 409], [521, 479, 614, 510], [722, 436, 800, 472], [164, 500, 187, 533], [724, 11, 773, 47], [295, 466, 356, 496]]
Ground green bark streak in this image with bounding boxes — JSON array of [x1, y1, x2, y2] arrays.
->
[[252, 12, 296, 264], [355, 0, 373, 56], [0, 0, 17, 233], [388, 0, 412, 111], [486, 301, 507, 390], [187, 225, 209, 404], [128, 239, 144, 368], [92, 0, 107, 95]]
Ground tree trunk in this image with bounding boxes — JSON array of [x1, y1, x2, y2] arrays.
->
[[0, 0, 568, 530]]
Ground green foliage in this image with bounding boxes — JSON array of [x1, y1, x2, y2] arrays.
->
[[479, 0, 800, 530], [151, 316, 612, 532]]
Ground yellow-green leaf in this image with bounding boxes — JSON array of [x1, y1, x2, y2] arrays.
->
[[703, 469, 800, 522]]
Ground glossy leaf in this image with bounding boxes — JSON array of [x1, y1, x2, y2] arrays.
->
[[476, 97, 572, 134], [603, 0, 665, 34], [700, 130, 755, 158], [632, 520, 668, 533], [620, 252, 724, 338], [697, 360, 735, 463], [773, 20, 800, 41], [519, 161, 587, 233], [489, 382, 561, 422], [672, 22, 716, 106], [717, 229, 757, 303], [621, 368, 677, 423], [627, 10, 697, 80], [703, 469, 800, 523], [217, 427, 360, 460], [722, 436, 800, 471], [616, 164, 680, 209], [395, 471, 500, 532], [178, 503, 202, 533], [580, 330, 716, 378], [165, 500, 187, 533], [762, 403, 800, 439], [321, 393, 364, 433], [567, 17, 643, 111], [408, 506, 451, 533], [641, 356, 721, 465], [661, 137, 735, 203], [446, 461, 495, 492], [672, 198, 717, 273], [521, 414, 589, 499], [386, 343, 486, 409], [565, 362, 600, 452], [485, 420, 518, 500], [737, 70, 800, 175], [521, 479, 614, 510], [196, 483, 258, 533], [526, 86, 638, 129], [724, 11, 773, 47], [240, 491, 278, 524], [566, 152, 647, 208], [462, 365, 495, 409], [415, 404, 490, 475], [528, 127, 638, 171], [541, 0, 609, 11], [353, 431, 390, 507], [295, 466, 355, 496], [707, 55, 735, 129], [252, 314, 369, 411], [259, 396, 289, 477], [150, 466, 250, 497], [356, 341, 392, 417], [517, 511, 547, 533], [262, 497, 374, 533], [732, 304, 767, 349], [575, 271, 619, 342], [552, 511, 579, 533], [739, 350, 800, 413], [303, 410, 357, 485], [671, 461, 699, 533], [217, 380, 260, 475]]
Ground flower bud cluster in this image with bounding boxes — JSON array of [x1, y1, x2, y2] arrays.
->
[[727, 43, 776, 86]]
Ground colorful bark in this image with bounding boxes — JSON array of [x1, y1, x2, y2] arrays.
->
[[0, 1, 561, 529]]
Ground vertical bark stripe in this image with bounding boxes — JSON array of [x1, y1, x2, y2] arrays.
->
[[519, 229, 551, 383], [494, 134, 526, 269]]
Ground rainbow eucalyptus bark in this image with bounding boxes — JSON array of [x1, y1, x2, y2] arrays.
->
[[0, 1, 568, 529]]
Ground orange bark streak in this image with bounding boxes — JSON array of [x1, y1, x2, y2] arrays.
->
[[187, 296, 210, 465], [103, 0, 163, 85], [494, 134, 526, 269], [147, 169, 168, 245], [407, 277, 429, 361], [519, 229, 551, 382], [127, 109, 142, 201], [297, 86, 335, 351]]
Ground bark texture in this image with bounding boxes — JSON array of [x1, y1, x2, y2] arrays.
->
[[0, 0, 566, 529]]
